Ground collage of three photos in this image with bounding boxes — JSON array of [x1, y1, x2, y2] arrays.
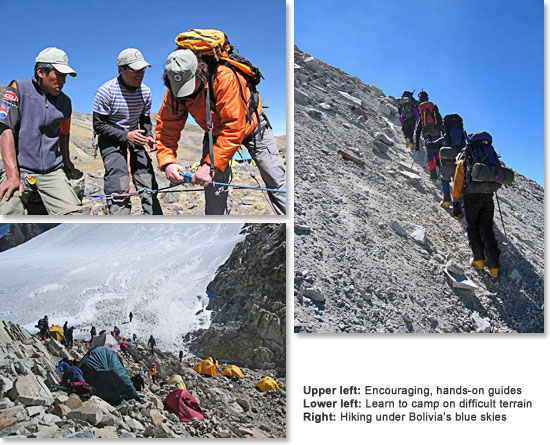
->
[[0, 0, 543, 440]]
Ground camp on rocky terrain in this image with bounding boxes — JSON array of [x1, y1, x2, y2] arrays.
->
[[0, 85, 286, 216], [0, 321, 285, 438], [0, 223, 286, 438], [293, 47, 543, 334]]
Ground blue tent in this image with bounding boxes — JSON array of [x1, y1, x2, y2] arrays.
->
[[79, 346, 138, 405]]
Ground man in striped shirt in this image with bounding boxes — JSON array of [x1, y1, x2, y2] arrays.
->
[[93, 48, 162, 215]]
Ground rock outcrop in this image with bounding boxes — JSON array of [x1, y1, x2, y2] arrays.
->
[[294, 46, 543, 334], [0, 224, 59, 253], [188, 224, 286, 375]]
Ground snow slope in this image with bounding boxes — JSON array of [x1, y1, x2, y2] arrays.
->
[[0, 223, 244, 351]]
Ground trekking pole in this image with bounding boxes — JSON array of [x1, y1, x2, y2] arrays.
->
[[494, 191, 507, 237]]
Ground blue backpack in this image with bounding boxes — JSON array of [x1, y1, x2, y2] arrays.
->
[[443, 114, 466, 148], [464, 131, 513, 187]]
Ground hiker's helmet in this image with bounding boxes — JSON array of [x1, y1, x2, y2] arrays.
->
[[418, 91, 428, 102]]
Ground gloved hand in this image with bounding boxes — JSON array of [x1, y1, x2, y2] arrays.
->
[[452, 202, 462, 219]]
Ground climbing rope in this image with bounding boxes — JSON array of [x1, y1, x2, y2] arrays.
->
[[81, 171, 285, 205]]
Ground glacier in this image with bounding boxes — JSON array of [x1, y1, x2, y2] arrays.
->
[[0, 223, 244, 352]]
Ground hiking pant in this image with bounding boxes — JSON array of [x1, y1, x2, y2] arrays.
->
[[101, 144, 163, 215], [440, 164, 456, 201], [0, 169, 82, 215], [426, 148, 441, 172], [464, 193, 500, 269], [201, 114, 286, 215], [402, 119, 416, 142]]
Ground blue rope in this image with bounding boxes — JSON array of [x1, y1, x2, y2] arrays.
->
[[211, 181, 286, 193]]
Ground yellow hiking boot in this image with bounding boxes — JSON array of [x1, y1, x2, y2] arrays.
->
[[408, 142, 413, 150], [489, 268, 499, 278], [441, 201, 451, 208], [471, 259, 485, 270]]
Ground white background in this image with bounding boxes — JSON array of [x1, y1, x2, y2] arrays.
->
[[285, 1, 548, 443]]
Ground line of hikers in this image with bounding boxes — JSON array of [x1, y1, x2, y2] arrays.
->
[[0, 29, 286, 216], [398, 90, 514, 278]]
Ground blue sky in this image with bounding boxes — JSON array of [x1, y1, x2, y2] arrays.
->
[[295, 0, 544, 186], [0, 0, 286, 135]]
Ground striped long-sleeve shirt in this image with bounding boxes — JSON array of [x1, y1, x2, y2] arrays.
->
[[93, 76, 151, 133]]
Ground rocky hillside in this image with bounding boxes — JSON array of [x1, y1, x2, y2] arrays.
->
[[0, 85, 286, 215], [0, 224, 59, 253], [0, 320, 285, 438], [293, 47, 544, 334], [188, 224, 286, 375]]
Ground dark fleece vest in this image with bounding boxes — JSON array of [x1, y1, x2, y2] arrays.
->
[[15, 77, 71, 174]]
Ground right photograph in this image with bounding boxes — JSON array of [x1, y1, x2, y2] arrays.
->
[[293, 0, 543, 334]]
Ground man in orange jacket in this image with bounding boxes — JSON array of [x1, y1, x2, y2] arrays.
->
[[155, 49, 286, 215]]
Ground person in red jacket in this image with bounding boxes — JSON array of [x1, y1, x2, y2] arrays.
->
[[155, 49, 286, 215]]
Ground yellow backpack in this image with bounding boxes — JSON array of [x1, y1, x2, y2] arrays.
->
[[174, 29, 261, 84]]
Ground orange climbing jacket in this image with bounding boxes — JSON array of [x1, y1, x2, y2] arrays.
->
[[155, 65, 262, 173], [156, 29, 263, 173]]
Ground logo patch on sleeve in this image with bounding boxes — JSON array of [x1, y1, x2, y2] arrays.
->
[[3, 91, 17, 102], [0, 105, 9, 119]]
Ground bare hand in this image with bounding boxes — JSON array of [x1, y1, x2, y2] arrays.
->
[[127, 129, 148, 146], [145, 136, 156, 152], [165, 163, 187, 183], [64, 159, 75, 177], [0, 177, 24, 202], [192, 163, 215, 187]]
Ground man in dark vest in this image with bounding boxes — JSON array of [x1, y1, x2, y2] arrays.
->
[[0, 47, 82, 214]]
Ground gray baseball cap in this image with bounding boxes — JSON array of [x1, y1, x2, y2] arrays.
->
[[35, 47, 77, 77], [117, 48, 151, 70], [164, 50, 198, 98]]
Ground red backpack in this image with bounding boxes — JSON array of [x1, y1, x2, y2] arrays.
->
[[419, 102, 437, 127]]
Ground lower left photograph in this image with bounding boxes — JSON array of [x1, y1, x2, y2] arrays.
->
[[0, 223, 286, 439]]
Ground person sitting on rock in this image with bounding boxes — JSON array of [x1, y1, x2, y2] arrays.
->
[[131, 372, 145, 391], [414, 90, 444, 180], [0, 48, 82, 215], [59, 362, 85, 385]]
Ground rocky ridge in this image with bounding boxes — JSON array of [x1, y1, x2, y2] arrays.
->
[[0, 320, 285, 438], [293, 46, 544, 334], [0, 224, 59, 253], [188, 224, 286, 375]]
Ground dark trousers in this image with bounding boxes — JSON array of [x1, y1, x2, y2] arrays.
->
[[464, 193, 500, 269], [402, 119, 415, 141], [101, 144, 163, 215]]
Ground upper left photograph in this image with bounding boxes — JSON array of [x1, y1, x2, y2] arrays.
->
[[0, 0, 287, 216]]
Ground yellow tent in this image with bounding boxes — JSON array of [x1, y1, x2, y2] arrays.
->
[[167, 374, 186, 389], [49, 325, 64, 342], [221, 365, 243, 378], [256, 376, 280, 392], [193, 357, 218, 377]]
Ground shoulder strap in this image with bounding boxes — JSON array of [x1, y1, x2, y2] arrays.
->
[[205, 74, 215, 172]]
